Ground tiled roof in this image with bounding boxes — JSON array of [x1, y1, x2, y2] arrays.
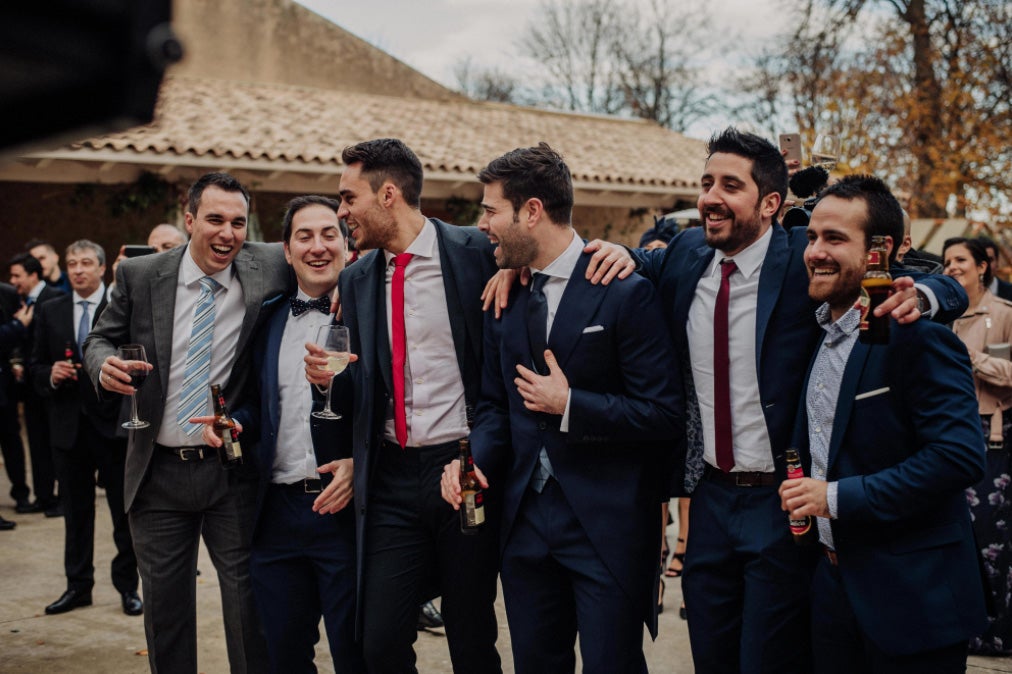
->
[[67, 76, 706, 191]]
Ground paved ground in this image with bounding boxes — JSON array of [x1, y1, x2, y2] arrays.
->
[[0, 450, 1010, 672]]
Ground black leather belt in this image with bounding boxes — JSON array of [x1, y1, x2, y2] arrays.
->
[[704, 464, 777, 487], [274, 478, 323, 494], [822, 544, 839, 566], [156, 444, 213, 461], [382, 439, 461, 453]]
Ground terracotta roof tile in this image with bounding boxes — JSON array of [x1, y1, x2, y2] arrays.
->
[[70, 76, 705, 190]]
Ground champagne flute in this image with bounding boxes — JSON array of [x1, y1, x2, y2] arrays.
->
[[810, 133, 840, 171], [312, 325, 350, 420], [118, 344, 150, 429]]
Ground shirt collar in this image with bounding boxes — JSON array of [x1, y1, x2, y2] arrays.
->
[[384, 217, 437, 266], [531, 230, 582, 282], [180, 244, 234, 291], [711, 225, 773, 280], [73, 283, 105, 305], [816, 302, 861, 341], [27, 280, 45, 301]]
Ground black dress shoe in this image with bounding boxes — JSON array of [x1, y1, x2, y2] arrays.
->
[[121, 591, 143, 616], [44, 503, 63, 518], [417, 600, 444, 630], [15, 500, 42, 514], [0, 515, 15, 530], [45, 589, 92, 615]]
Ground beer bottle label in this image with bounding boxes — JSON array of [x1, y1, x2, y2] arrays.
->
[[858, 287, 872, 330], [463, 491, 485, 526], [789, 515, 813, 536], [866, 250, 881, 266]]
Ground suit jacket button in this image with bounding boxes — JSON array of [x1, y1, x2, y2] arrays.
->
[[538, 422, 546, 430]]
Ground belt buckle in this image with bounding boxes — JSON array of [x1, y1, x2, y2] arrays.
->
[[179, 447, 203, 461], [735, 472, 755, 487], [304, 479, 322, 494], [989, 440, 1004, 450]]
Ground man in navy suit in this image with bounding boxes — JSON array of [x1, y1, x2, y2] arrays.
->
[[307, 139, 501, 673], [580, 128, 968, 673], [443, 144, 681, 673], [195, 196, 361, 673], [30, 240, 140, 616], [780, 175, 986, 672]]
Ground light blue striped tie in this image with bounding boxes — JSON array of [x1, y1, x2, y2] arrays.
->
[[177, 276, 219, 434]]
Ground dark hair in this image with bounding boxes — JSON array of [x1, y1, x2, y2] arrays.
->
[[341, 138, 424, 208], [477, 142, 574, 225], [187, 172, 251, 217], [65, 239, 106, 266], [281, 195, 348, 242], [944, 237, 993, 288], [8, 252, 42, 277], [977, 236, 1000, 259], [818, 174, 905, 264], [706, 127, 788, 206], [23, 238, 55, 254]]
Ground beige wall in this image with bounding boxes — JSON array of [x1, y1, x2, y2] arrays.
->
[[171, 0, 458, 101]]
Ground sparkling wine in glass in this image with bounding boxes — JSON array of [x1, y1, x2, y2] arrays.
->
[[313, 325, 350, 420], [810, 133, 840, 171], [118, 344, 150, 429]]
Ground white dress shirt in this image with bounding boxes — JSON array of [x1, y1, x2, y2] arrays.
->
[[383, 219, 468, 446], [73, 283, 105, 344], [157, 247, 246, 447], [687, 226, 775, 472], [273, 290, 335, 483]]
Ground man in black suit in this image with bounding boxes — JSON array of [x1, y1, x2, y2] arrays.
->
[[26, 239, 72, 294], [307, 139, 502, 673], [0, 281, 32, 524], [8, 252, 63, 515], [30, 240, 141, 616]]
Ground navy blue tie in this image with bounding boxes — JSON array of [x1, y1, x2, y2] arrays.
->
[[527, 273, 549, 375]]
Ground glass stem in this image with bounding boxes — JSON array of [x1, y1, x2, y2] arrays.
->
[[130, 392, 140, 423], [324, 378, 334, 414]]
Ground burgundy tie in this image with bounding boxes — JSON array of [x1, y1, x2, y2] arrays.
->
[[392, 253, 414, 448], [714, 259, 738, 473]]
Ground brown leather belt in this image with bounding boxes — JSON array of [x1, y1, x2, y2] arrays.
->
[[704, 465, 777, 487], [822, 544, 839, 566]]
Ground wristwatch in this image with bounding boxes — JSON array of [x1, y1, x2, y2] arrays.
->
[[915, 290, 929, 316]]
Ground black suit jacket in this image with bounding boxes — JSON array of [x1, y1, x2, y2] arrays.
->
[[0, 283, 25, 408], [338, 218, 497, 608], [30, 292, 121, 447]]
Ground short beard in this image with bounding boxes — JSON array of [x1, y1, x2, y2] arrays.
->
[[496, 213, 539, 269]]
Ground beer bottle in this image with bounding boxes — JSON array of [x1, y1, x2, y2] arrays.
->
[[785, 448, 818, 546], [210, 384, 243, 467], [459, 436, 485, 534], [64, 342, 76, 364], [859, 235, 892, 345]]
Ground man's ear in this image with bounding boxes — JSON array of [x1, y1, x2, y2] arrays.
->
[[760, 192, 782, 219], [523, 198, 545, 229], [380, 181, 398, 207]]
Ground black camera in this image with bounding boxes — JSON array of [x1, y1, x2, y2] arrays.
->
[[782, 167, 830, 230]]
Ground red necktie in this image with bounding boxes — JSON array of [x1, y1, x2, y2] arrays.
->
[[392, 252, 414, 448], [714, 259, 738, 473]]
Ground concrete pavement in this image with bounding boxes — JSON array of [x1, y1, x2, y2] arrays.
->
[[0, 465, 1010, 672]]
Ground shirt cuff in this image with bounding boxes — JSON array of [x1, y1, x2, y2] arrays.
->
[[914, 283, 937, 318], [827, 481, 839, 519], [560, 390, 572, 432]]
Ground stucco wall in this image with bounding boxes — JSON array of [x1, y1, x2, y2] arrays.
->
[[171, 0, 458, 101]]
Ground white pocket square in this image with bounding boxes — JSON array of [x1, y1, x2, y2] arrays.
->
[[854, 387, 890, 401], [582, 325, 605, 334]]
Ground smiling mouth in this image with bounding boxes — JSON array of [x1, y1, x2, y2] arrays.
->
[[306, 260, 331, 268], [210, 244, 232, 256]]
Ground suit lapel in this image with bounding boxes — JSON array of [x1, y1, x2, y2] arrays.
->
[[150, 250, 183, 398], [548, 253, 607, 371], [674, 244, 713, 330], [232, 248, 265, 358], [755, 226, 790, 372], [435, 221, 481, 405], [354, 251, 392, 397], [828, 340, 872, 470]]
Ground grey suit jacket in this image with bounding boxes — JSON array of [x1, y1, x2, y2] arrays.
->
[[83, 242, 290, 510]]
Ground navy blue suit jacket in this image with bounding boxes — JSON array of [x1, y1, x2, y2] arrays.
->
[[632, 224, 968, 493], [795, 318, 987, 655], [232, 298, 354, 535], [471, 251, 682, 637], [338, 219, 498, 611]]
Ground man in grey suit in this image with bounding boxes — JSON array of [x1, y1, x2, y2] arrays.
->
[[84, 172, 289, 673]]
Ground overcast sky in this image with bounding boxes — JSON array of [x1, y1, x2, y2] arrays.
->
[[296, 0, 786, 139]]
